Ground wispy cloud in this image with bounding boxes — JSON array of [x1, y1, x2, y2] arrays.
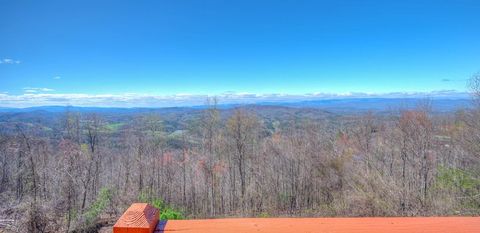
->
[[22, 87, 55, 93], [441, 78, 451, 82], [53, 76, 61, 80], [0, 58, 21, 64], [0, 90, 470, 108]]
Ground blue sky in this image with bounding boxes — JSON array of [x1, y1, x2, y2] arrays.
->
[[0, 0, 479, 107]]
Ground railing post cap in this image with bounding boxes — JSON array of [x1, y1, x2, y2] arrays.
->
[[113, 203, 159, 233]]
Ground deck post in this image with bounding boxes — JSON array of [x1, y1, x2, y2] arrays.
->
[[113, 203, 159, 233]]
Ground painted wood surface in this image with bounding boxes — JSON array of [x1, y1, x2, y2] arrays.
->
[[162, 217, 480, 233]]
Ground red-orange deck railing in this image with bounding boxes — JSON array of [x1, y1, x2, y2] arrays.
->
[[113, 203, 480, 233]]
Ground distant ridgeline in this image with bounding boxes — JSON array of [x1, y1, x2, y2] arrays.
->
[[0, 97, 472, 137], [0, 97, 473, 113]]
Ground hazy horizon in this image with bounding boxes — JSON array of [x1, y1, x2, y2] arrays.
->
[[0, 90, 471, 108]]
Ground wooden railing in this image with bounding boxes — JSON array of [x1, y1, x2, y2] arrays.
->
[[113, 203, 480, 233]]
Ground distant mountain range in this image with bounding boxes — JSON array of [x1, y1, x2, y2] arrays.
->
[[262, 97, 472, 113], [0, 97, 472, 114], [0, 97, 474, 137]]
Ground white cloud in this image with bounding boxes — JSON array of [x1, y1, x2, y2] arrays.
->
[[0, 90, 470, 108], [0, 58, 21, 64], [22, 87, 55, 93], [53, 76, 61, 80]]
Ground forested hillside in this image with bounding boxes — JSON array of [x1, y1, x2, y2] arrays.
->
[[0, 94, 479, 232]]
